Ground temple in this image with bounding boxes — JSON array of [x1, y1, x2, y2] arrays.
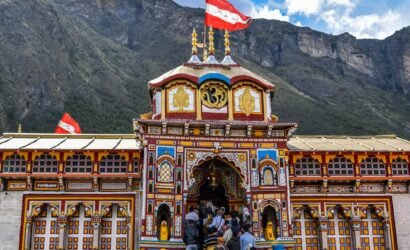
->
[[0, 28, 409, 250]]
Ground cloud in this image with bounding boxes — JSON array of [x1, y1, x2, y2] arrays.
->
[[173, 0, 410, 39], [320, 9, 404, 39], [285, 0, 324, 16], [250, 6, 290, 22]]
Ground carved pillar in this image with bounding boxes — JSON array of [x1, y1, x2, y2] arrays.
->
[[383, 216, 392, 250], [350, 215, 361, 250], [59, 176, 64, 191], [127, 215, 132, 250], [27, 176, 33, 190], [24, 216, 33, 250], [318, 215, 329, 250], [57, 215, 67, 250], [93, 177, 99, 192], [92, 214, 102, 250]]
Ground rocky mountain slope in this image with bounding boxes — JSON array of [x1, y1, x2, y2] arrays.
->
[[0, 0, 409, 137]]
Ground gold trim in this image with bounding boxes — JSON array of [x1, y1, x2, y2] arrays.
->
[[161, 89, 166, 120], [232, 86, 263, 116]]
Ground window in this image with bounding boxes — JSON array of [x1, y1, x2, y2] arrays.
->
[[3, 153, 26, 173], [101, 205, 128, 249], [295, 157, 321, 176], [328, 208, 352, 250], [133, 158, 140, 173], [262, 166, 277, 185], [32, 205, 59, 249], [360, 157, 385, 176], [67, 205, 93, 249], [392, 158, 409, 175], [33, 153, 58, 173], [65, 153, 92, 173], [158, 161, 173, 182], [100, 154, 127, 173], [328, 156, 354, 176], [293, 209, 319, 250], [360, 208, 385, 249]]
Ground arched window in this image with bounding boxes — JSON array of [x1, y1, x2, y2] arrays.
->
[[158, 161, 173, 183], [328, 156, 354, 176], [327, 207, 352, 249], [294, 156, 321, 176], [101, 204, 128, 249], [261, 166, 277, 185], [293, 209, 319, 250], [65, 153, 92, 173], [3, 153, 26, 173], [31, 205, 59, 249], [360, 208, 385, 249], [67, 205, 93, 249], [33, 153, 58, 173], [99, 154, 127, 173], [392, 158, 409, 175], [360, 157, 385, 176]]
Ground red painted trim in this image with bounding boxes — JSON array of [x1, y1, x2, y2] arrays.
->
[[149, 74, 198, 88], [233, 113, 264, 121], [166, 113, 196, 120], [231, 75, 275, 90]]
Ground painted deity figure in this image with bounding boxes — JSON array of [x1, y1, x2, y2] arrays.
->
[[160, 220, 168, 241], [173, 86, 190, 110], [265, 221, 276, 240], [239, 88, 255, 116]]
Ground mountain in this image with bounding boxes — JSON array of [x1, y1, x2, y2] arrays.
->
[[0, 0, 409, 138]]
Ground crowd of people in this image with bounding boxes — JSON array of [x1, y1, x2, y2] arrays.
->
[[184, 206, 256, 250]]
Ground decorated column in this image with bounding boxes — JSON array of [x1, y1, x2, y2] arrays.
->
[[350, 215, 362, 250], [92, 214, 102, 250], [319, 215, 329, 250], [383, 216, 392, 250], [24, 216, 33, 250], [57, 214, 67, 250]]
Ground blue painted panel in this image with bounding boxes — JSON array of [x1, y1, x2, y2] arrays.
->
[[199, 72, 230, 84], [156, 146, 175, 158], [257, 149, 277, 162]]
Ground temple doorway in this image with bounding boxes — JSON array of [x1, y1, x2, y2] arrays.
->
[[188, 158, 246, 214]]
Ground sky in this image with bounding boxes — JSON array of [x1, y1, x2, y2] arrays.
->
[[173, 0, 410, 39]]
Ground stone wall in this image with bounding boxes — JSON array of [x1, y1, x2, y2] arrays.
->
[[393, 194, 410, 250], [0, 191, 24, 250]]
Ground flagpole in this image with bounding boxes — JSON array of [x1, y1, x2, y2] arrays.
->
[[203, 21, 207, 60]]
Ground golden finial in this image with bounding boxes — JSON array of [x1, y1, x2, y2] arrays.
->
[[208, 26, 215, 55], [192, 28, 198, 55], [224, 29, 230, 55], [17, 123, 22, 133]]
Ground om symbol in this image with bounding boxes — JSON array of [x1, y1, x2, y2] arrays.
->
[[201, 82, 228, 109]]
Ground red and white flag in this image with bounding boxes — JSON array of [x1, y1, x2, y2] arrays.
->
[[54, 113, 82, 134], [205, 0, 251, 31]]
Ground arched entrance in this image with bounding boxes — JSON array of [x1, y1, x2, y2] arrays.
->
[[187, 158, 246, 214], [262, 206, 278, 240], [157, 204, 171, 241]]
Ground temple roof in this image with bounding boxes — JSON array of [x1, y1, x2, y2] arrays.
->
[[0, 133, 409, 152], [288, 135, 410, 152], [0, 133, 140, 150], [148, 64, 275, 90]]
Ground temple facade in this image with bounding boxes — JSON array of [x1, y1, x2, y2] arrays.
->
[[0, 29, 409, 250]]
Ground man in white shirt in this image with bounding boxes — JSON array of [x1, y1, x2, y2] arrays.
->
[[209, 208, 225, 232]]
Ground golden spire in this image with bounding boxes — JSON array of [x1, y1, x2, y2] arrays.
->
[[224, 29, 230, 55], [17, 123, 22, 133], [192, 28, 198, 55], [208, 26, 215, 55]]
